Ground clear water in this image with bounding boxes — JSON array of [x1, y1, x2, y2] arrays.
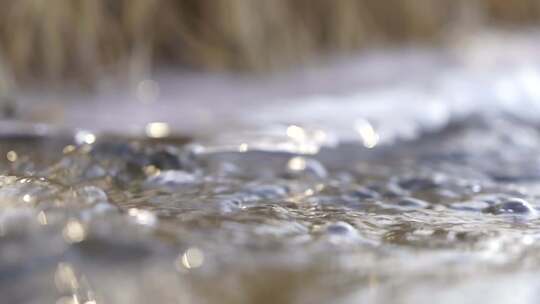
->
[[6, 32, 540, 304], [2, 112, 540, 304]]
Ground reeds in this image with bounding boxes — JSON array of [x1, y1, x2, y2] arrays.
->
[[0, 0, 539, 86]]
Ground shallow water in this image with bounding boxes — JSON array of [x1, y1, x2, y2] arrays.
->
[[2, 112, 540, 304]]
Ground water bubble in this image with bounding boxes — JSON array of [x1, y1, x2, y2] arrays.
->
[[346, 187, 380, 200], [245, 184, 289, 200], [145, 170, 196, 188], [485, 198, 537, 216], [325, 221, 357, 236]]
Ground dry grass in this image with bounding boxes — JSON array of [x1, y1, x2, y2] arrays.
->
[[0, 0, 539, 86]]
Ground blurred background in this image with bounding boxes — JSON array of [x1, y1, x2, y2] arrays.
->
[[0, 0, 540, 137]]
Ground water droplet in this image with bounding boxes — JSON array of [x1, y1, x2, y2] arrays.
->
[[62, 220, 86, 243], [238, 143, 249, 152], [177, 247, 204, 270], [354, 119, 379, 148], [128, 208, 157, 227], [286, 125, 306, 140], [287, 156, 307, 171], [22, 194, 35, 204], [145, 122, 170, 138], [6, 150, 17, 162], [75, 130, 96, 145]]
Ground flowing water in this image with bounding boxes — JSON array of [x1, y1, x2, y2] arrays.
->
[[5, 35, 540, 303], [3, 112, 540, 304]]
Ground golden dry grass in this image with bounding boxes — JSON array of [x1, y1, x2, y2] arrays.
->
[[0, 0, 539, 85]]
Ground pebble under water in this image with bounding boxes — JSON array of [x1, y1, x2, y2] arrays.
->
[[3, 115, 540, 304]]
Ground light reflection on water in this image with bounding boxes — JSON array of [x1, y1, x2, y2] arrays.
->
[[2, 113, 540, 303]]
